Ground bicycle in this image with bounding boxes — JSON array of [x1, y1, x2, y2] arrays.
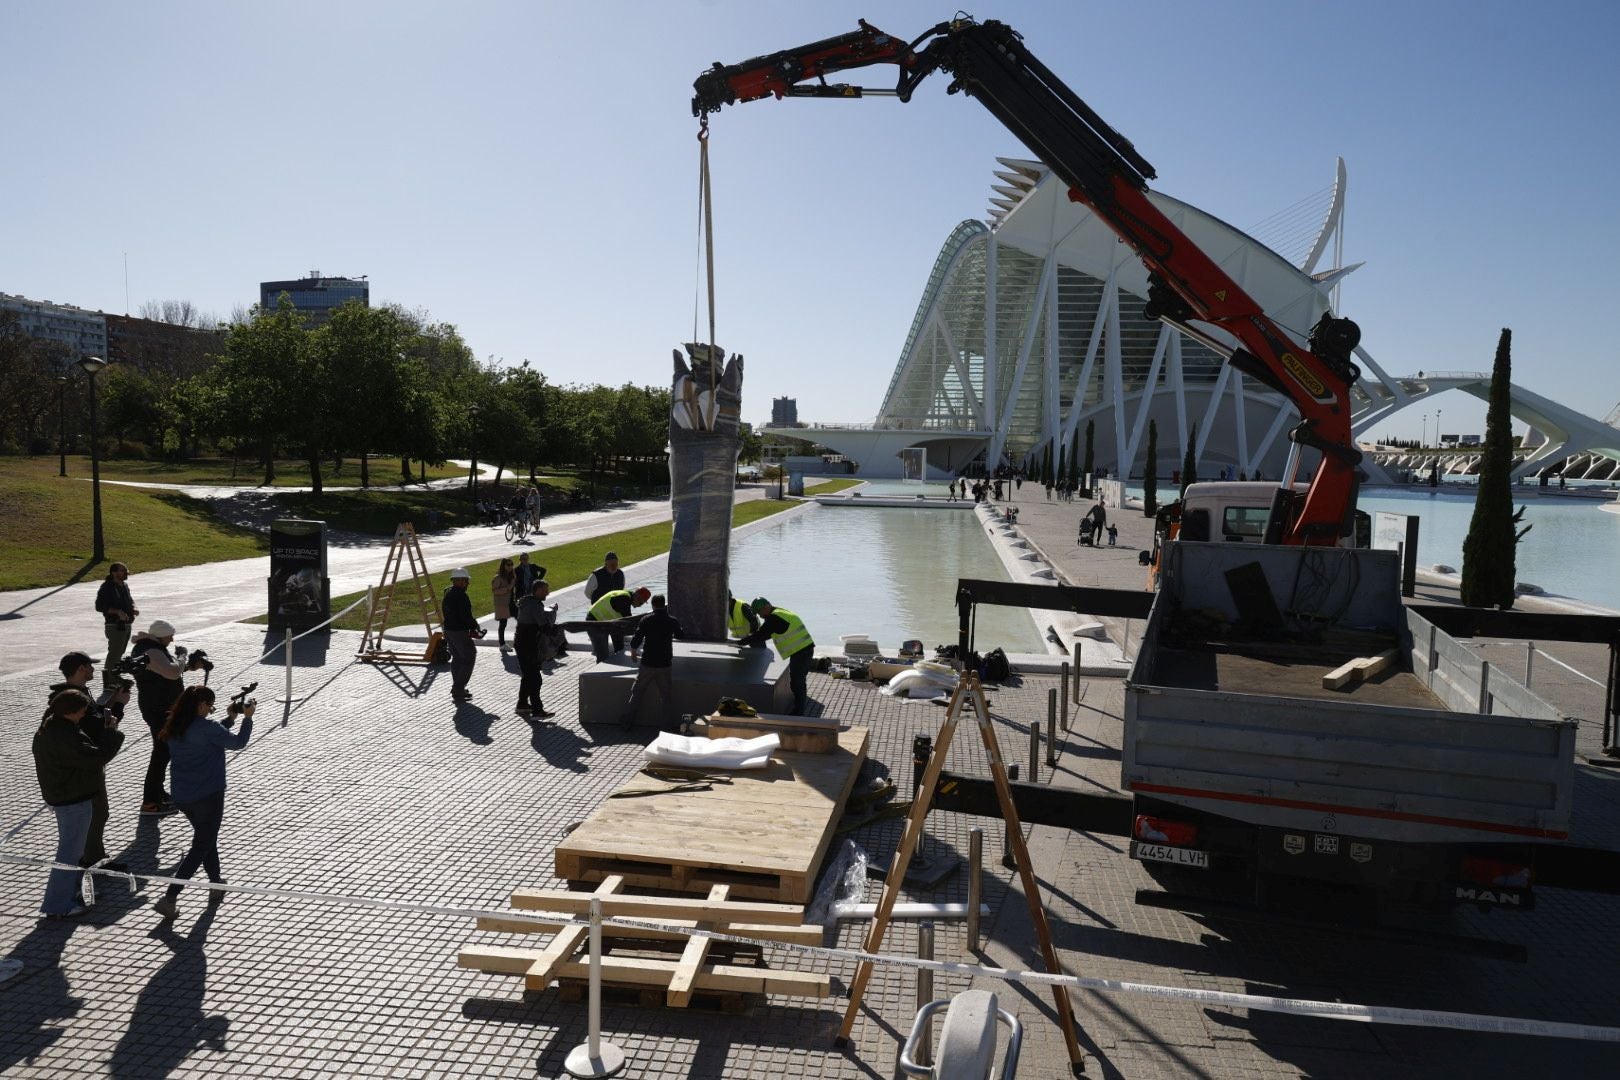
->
[[504, 512, 529, 543]]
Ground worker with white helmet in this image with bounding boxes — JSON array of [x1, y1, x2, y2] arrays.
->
[[443, 568, 485, 702]]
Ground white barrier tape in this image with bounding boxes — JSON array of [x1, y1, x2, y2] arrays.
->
[[4, 851, 1617, 1044], [219, 589, 375, 685]]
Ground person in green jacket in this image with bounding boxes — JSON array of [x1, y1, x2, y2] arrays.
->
[[586, 586, 649, 661], [33, 687, 125, 918]]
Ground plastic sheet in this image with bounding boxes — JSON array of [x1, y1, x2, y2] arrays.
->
[[642, 731, 778, 770], [806, 838, 869, 931]]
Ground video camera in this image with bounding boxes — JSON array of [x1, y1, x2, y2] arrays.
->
[[172, 646, 214, 676], [224, 682, 257, 726], [111, 652, 149, 678]]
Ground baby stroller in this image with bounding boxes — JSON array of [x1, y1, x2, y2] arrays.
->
[[1078, 516, 1096, 546]]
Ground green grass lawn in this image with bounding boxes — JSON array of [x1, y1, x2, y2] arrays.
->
[[268, 488, 486, 536], [804, 478, 861, 494], [0, 473, 269, 591], [296, 494, 805, 631], [7, 454, 465, 488]]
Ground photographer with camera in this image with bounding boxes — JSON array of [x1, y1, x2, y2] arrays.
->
[[33, 688, 125, 917], [49, 652, 132, 873], [128, 619, 212, 817], [150, 684, 254, 921]]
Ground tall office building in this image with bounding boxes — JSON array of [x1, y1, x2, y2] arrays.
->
[[771, 396, 798, 427], [258, 271, 369, 326]]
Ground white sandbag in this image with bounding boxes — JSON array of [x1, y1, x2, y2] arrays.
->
[[643, 732, 779, 770]]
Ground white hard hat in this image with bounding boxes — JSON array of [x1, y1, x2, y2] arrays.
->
[[449, 568, 471, 580], [146, 619, 176, 638]]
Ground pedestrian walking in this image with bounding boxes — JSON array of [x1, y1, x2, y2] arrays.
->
[[621, 594, 685, 729], [513, 579, 556, 717], [95, 562, 138, 689], [491, 559, 515, 651], [443, 569, 485, 701], [151, 685, 254, 920], [34, 687, 125, 918], [514, 552, 541, 598]]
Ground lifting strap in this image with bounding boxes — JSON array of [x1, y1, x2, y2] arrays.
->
[[695, 119, 718, 381]]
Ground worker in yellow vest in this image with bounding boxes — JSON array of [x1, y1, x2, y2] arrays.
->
[[586, 586, 649, 661], [726, 591, 759, 641], [739, 597, 814, 715]]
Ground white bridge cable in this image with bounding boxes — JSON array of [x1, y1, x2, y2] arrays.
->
[[1, 851, 1616, 1045]]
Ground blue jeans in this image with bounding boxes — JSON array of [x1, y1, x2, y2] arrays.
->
[[43, 800, 92, 915], [164, 790, 226, 902]]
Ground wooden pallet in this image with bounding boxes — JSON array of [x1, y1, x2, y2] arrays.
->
[[553, 727, 869, 902], [458, 876, 830, 1007]]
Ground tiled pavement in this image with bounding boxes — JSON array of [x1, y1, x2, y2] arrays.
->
[[7, 504, 1620, 1079]]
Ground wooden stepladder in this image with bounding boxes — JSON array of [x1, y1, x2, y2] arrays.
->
[[357, 522, 443, 664], [836, 671, 1086, 1075]]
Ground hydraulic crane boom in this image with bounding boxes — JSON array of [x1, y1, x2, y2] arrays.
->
[[694, 17, 1365, 545]]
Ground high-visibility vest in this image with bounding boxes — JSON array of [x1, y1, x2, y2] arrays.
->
[[767, 607, 813, 659], [727, 598, 752, 638], [589, 590, 630, 622]]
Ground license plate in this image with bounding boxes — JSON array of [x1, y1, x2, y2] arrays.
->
[[1131, 842, 1209, 869]]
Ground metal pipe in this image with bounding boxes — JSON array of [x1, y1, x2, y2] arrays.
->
[[1526, 640, 1535, 688], [967, 828, 983, 953], [916, 922, 935, 1068], [1060, 661, 1071, 729], [1045, 689, 1057, 768], [1029, 719, 1040, 782], [1003, 764, 1019, 869]]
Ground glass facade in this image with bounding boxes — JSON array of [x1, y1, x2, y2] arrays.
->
[[259, 276, 369, 326]]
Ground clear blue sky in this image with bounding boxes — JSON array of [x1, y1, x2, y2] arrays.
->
[[6, 1, 1617, 440]]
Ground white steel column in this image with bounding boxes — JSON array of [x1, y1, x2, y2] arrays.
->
[[982, 234, 998, 432], [1105, 287, 1127, 471], [1043, 258, 1061, 449], [1122, 324, 1171, 475], [1169, 334, 1188, 463]]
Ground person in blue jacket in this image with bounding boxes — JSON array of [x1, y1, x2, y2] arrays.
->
[[151, 684, 254, 920]]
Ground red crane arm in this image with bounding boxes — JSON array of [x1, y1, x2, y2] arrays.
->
[[694, 18, 1364, 545]]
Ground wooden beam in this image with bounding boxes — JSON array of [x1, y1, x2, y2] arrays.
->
[[668, 884, 727, 1007], [1322, 648, 1400, 690], [508, 889, 806, 926]]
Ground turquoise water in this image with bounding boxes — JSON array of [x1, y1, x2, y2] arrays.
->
[[574, 500, 1045, 653], [1123, 482, 1620, 611], [1357, 488, 1620, 611], [727, 505, 1046, 653]]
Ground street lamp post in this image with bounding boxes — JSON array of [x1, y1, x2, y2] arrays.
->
[[57, 375, 69, 477], [79, 355, 108, 564], [468, 403, 481, 501], [1421, 413, 1428, 448]]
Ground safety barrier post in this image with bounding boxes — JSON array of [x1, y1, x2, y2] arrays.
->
[[564, 896, 626, 1077], [1046, 689, 1058, 769], [915, 922, 935, 1068], [275, 627, 302, 704], [1028, 720, 1040, 782], [966, 828, 983, 954], [1525, 641, 1535, 688], [1060, 660, 1071, 730]]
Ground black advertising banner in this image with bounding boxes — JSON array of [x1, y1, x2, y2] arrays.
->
[[268, 519, 330, 631]]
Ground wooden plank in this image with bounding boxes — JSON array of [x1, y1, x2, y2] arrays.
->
[[693, 717, 838, 754], [508, 889, 806, 926], [668, 884, 727, 1007], [520, 875, 623, 987], [473, 915, 824, 945], [459, 944, 545, 976], [1322, 658, 1361, 690], [1322, 648, 1402, 690]]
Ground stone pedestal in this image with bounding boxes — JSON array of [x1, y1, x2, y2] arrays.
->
[[577, 641, 792, 728]]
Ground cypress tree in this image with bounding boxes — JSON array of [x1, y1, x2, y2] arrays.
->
[[1057, 442, 1069, 490], [1461, 329, 1528, 608], [1144, 419, 1159, 515], [1042, 441, 1053, 488], [1180, 423, 1198, 497]]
